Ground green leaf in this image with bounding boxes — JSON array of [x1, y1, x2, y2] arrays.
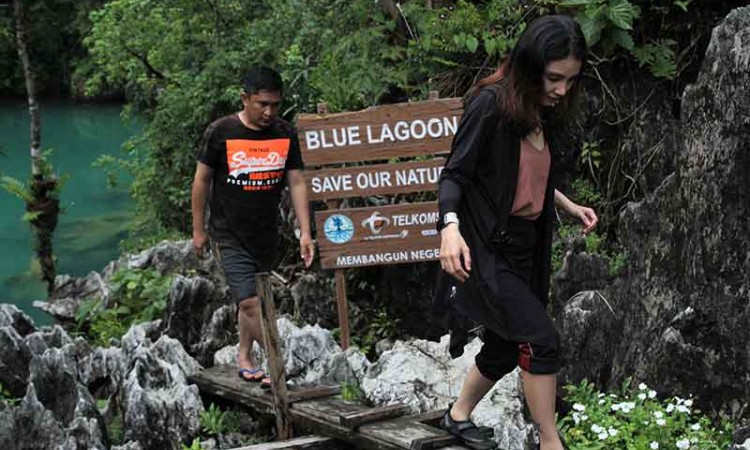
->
[[610, 28, 634, 50], [559, 0, 592, 6], [607, 0, 637, 30], [576, 13, 604, 46], [22, 211, 43, 223], [465, 36, 479, 53]]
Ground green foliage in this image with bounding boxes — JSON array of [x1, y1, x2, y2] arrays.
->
[[74, 267, 172, 346], [555, 0, 687, 79], [559, 379, 734, 449], [199, 403, 240, 437], [0, 382, 19, 407], [351, 308, 399, 356], [1, 150, 67, 222], [339, 380, 362, 401], [181, 439, 204, 450]]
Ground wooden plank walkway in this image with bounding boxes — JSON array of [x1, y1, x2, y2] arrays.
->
[[189, 365, 470, 450]]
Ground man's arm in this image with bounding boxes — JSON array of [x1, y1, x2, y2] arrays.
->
[[287, 169, 314, 267], [192, 162, 213, 256]]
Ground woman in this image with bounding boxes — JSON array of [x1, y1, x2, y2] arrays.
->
[[435, 15, 597, 450]]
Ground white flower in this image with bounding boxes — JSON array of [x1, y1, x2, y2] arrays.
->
[[639, 393, 647, 400], [598, 393, 606, 398], [676, 438, 690, 449], [666, 404, 675, 413], [573, 413, 581, 425], [611, 404, 621, 412], [639, 383, 648, 390], [654, 411, 664, 419], [649, 390, 657, 399], [598, 432, 609, 440], [656, 419, 667, 426], [650, 442, 659, 449], [677, 405, 691, 414], [582, 415, 588, 421], [684, 399, 693, 407], [608, 427, 618, 437], [690, 423, 701, 431], [599, 399, 605, 405], [591, 424, 605, 434], [573, 403, 586, 412]]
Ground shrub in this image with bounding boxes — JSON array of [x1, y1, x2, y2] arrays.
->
[[559, 379, 734, 449]]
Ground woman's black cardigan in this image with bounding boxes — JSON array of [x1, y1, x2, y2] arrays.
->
[[433, 86, 559, 357]]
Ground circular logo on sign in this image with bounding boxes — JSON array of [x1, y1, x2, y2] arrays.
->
[[324, 214, 355, 244]]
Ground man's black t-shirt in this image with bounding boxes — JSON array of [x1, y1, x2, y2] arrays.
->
[[199, 114, 304, 268]]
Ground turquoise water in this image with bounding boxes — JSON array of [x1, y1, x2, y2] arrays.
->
[[0, 100, 140, 325]]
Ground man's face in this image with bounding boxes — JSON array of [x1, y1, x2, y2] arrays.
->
[[241, 89, 282, 130]]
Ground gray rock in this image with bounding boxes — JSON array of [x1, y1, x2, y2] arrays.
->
[[28, 347, 102, 429], [33, 297, 83, 322], [120, 330, 203, 449], [0, 304, 36, 336], [0, 326, 32, 397], [557, 6, 750, 419], [214, 317, 349, 386], [163, 275, 234, 366], [25, 325, 75, 356], [0, 384, 65, 450], [111, 443, 144, 450], [360, 335, 534, 450]]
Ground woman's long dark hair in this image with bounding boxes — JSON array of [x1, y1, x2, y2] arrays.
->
[[474, 15, 586, 134]]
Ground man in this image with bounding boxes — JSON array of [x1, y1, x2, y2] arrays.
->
[[192, 66, 314, 387]]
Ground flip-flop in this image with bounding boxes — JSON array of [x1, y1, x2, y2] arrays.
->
[[260, 377, 272, 390], [238, 368, 265, 382]]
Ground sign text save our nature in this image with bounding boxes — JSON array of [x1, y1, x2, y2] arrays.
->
[[297, 97, 463, 269]]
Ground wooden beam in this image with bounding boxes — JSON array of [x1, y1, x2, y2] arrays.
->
[[257, 272, 293, 440], [334, 269, 350, 349], [339, 403, 412, 429], [226, 435, 334, 450], [287, 385, 342, 403]]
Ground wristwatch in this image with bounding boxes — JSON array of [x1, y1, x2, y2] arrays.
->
[[443, 212, 459, 227]]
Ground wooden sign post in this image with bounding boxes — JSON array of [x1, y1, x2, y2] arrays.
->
[[298, 94, 463, 350]]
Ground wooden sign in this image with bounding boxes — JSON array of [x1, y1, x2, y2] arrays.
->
[[297, 98, 463, 166], [307, 158, 445, 201], [315, 202, 440, 269]]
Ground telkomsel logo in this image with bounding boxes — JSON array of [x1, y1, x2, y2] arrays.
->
[[361, 211, 390, 234]]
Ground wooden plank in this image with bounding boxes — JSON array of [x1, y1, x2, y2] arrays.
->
[[286, 385, 341, 403], [307, 158, 444, 201], [297, 98, 462, 166], [409, 434, 460, 450], [316, 201, 440, 269], [339, 404, 412, 429], [188, 366, 274, 413], [257, 273, 293, 440], [291, 407, 405, 450], [293, 397, 369, 425], [226, 435, 334, 449], [358, 418, 449, 449]]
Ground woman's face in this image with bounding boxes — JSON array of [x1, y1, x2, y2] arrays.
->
[[541, 55, 582, 107]]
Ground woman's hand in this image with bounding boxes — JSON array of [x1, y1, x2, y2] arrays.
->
[[554, 189, 598, 234], [440, 224, 472, 282]]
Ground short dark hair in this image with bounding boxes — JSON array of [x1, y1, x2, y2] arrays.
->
[[242, 66, 283, 95]]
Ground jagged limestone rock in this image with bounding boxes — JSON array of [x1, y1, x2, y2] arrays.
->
[[557, 6, 750, 420]]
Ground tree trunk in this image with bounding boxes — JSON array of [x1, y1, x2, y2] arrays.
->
[[13, 0, 59, 297]]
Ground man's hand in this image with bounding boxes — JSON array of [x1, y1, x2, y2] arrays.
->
[[193, 229, 209, 258], [300, 234, 315, 268], [439, 224, 471, 282]]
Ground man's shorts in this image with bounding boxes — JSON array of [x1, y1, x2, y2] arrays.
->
[[214, 240, 259, 302]]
